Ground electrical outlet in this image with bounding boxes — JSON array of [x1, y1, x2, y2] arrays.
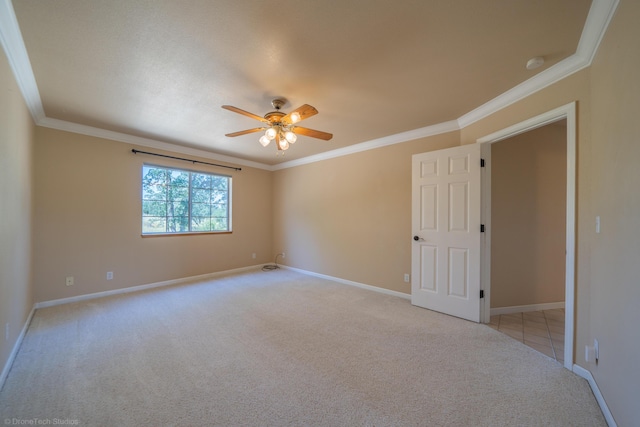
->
[[281, 252, 285, 259], [594, 339, 599, 364], [66, 276, 74, 286], [252, 253, 256, 259], [107, 271, 113, 280], [404, 273, 410, 283]]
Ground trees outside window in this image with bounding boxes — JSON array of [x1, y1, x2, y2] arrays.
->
[[142, 165, 231, 234]]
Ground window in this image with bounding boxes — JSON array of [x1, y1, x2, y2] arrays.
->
[[142, 164, 231, 234]]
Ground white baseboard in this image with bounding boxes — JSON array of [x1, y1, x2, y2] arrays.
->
[[35, 264, 264, 309], [281, 265, 411, 300], [572, 364, 617, 427], [490, 301, 565, 316], [0, 306, 36, 392]]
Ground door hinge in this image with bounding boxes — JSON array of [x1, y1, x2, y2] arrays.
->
[[480, 224, 485, 232], [480, 158, 485, 167], [480, 290, 484, 299]]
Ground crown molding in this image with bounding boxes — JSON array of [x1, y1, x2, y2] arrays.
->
[[1, 0, 619, 171], [0, 0, 44, 121], [576, 0, 620, 64], [38, 117, 272, 171], [272, 120, 460, 170], [457, 55, 586, 129], [458, 0, 619, 129]]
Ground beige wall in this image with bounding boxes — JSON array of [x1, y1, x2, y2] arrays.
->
[[33, 128, 273, 302], [0, 47, 34, 374], [273, 133, 459, 294], [587, 0, 640, 424], [490, 123, 566, 308]]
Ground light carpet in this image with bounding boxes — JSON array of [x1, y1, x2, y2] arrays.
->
[[0, 269, 606, 426]]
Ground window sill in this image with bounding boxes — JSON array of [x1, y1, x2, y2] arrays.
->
[[141, 231, 232, 237]]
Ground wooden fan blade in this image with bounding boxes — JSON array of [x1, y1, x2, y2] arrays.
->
[[222, 105, 269, 123], [282, 104, 318, 124], [225, 127, 265, 137], [294, 126, 333, 141]]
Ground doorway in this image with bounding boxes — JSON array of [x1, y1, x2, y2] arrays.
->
[[487, 121, 567, 362], [478, 102, 576, 370]]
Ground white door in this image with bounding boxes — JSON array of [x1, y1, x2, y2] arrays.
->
[[411, 144, 482, 322]]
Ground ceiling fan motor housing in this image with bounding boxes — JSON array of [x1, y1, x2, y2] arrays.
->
[[264, 111, 285, 123], [265, 99, 287, 122], [271, 98, 286, 110]]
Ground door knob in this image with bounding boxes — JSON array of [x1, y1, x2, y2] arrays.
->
[[413, 235, 420, 241]]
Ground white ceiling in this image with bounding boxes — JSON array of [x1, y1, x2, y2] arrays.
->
[[2, 0, 615, 168]]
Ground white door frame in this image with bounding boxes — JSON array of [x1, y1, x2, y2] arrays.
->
[[477, 102, 576, 370]]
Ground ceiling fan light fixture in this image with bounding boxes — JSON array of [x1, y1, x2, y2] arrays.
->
[[259, 135, 271, 147], [265, 127, 277, 140], [278, 138, 289, 150], [290, 112, 301, 123], [284, 131, 297, 144]]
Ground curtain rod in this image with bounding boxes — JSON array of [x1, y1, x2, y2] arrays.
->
[[131, 149, 242, 171]]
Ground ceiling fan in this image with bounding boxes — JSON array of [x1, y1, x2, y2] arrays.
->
[[222, 99, 333, 152]]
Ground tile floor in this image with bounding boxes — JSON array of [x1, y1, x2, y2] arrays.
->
[[488, 308, 565, 363]]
